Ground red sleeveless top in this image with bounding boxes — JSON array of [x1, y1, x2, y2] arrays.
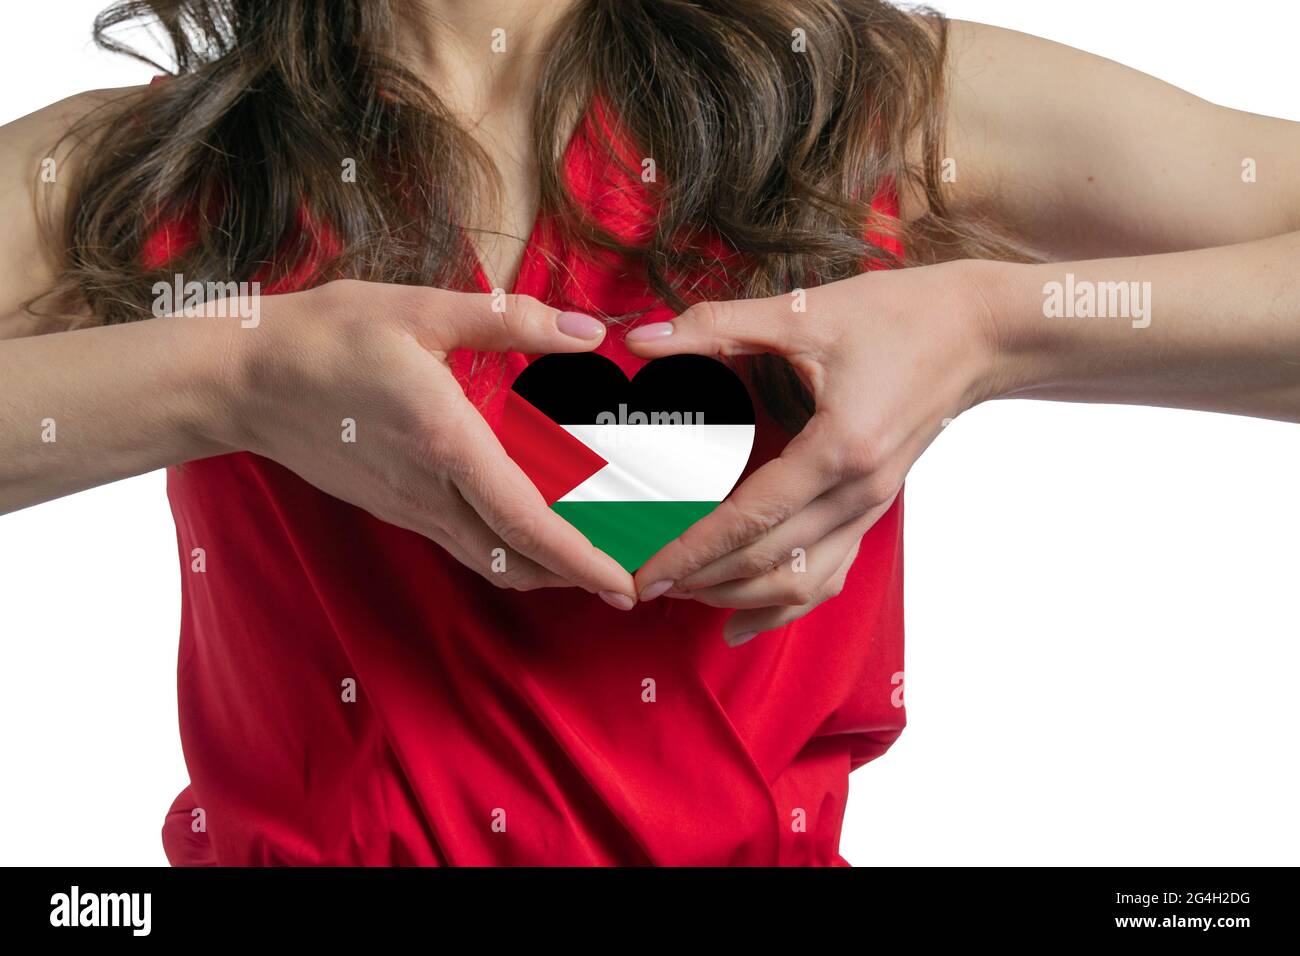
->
[[152, 97, 906, 866]]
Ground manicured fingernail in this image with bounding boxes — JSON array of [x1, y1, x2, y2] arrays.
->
[[725, 630, 759, 648], [557, 311, 605, 339], [626, 321, 675, 342], [599, 590, 635, 611], [639, 580, 675, 601]]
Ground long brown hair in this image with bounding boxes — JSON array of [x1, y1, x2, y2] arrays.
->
[[40, 0, 1022, 425]]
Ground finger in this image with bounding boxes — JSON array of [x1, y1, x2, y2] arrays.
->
[[686, 517, 862, 612], [367, 489, 568, 591], [450, 407, 637, 606], [406, 288, 607, 355], [722, 542, 859, 647], [679, 486, 896, 590], [724, 604, 815, 647], [634, 415, 839, 598], [436, 489, 570, 591], [623, 296, 801, 358]]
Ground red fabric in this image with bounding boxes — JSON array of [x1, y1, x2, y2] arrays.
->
[[159, 98, 906, 866]]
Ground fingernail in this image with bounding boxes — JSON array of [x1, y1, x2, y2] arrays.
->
[[626, 321, 675, 342], [639, 579, 675, 601], [725, 630, 759, 648], [599, 590, 635, 611], [557, 311, 605, 339]]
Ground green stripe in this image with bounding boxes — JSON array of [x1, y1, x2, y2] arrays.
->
[[550, 501, 720, 573]]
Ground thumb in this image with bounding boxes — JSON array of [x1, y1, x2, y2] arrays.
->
[[623, 297, 794, 358], [424, 291, 607, 354]]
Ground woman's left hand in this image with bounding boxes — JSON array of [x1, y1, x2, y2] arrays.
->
[[624, 259, 1010, 645]]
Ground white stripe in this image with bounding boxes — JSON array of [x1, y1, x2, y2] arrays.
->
[[556, 424, 754, 502]]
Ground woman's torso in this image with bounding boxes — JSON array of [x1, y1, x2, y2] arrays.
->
[[158, 99, 906, 866]]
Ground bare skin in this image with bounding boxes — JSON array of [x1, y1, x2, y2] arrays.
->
[[630, 22, 1300, 640], [2, 9, 1299, 638], [0, 2, 638, 609], [393, 0, 578, 289]]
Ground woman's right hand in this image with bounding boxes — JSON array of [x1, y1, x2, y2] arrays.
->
[[217, 279, 637, 607]]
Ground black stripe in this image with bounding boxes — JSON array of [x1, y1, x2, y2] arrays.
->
[[511, 353, 754, 425]]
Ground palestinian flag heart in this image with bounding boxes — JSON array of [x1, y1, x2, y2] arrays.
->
[[498, 353, 756, 572]]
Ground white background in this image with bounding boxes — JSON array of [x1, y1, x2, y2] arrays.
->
[[1, 1, 1297, 866]]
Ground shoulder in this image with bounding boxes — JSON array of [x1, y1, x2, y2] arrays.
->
[[0, 86, 150, 335], [0, 85, 147, 165]]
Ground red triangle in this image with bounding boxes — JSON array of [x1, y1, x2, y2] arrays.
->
[[497, 390, 608, 506]]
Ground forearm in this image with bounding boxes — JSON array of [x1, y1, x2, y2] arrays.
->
[[0, 315, 238, 513], [977, 231, 1300, 422]]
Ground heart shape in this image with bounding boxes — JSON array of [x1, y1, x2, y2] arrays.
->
[[498, 353, 756, 572]]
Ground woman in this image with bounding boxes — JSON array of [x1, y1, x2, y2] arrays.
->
[[1, 0, 1297, 865]]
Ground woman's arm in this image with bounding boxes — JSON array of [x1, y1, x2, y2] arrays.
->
[[0, 282, 637, 604], [629, 21, 1300, 636], [626, 235, 1300, 632], [0, 89, 228, 508], [938, 19, 1300, 416], [0, 315, 240, 510], [0, 94, 636, 605], [936, 20, 1300, 258], [980, 233, 1300, 420]]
